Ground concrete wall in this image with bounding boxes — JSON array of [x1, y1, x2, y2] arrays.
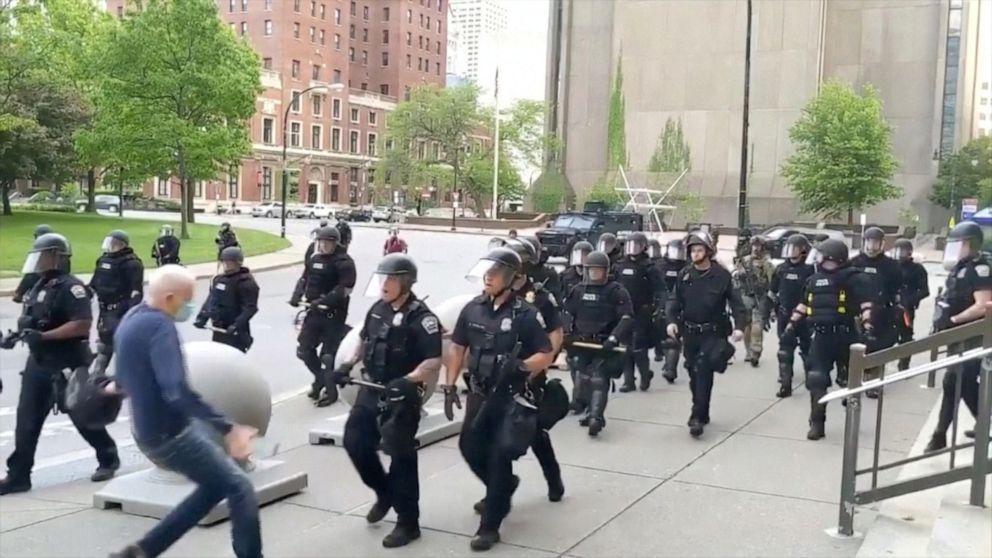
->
[[557, 0, 946, 229]]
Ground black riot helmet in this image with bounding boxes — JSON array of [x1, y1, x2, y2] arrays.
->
[[319, 219, 329, 228], [861, 226, 886, 257], [624, 231, 648, 257], [34, 224, 53, 238], [505, 238, 537, 266], [782, 233, 811, 261], [596, 232, 619, 255], [685, 230, 715, 257], [583, 250, 611, 285], [522, 236, 548, 265], [466, 247, 522, 294], [889, 238, 913, 261], [221, 222, 231, 230], [22, 233, 72, 274], [815, 239, 849, 271], [647, 239, 662, 259], [102, 229, 130, 253], [665, 239, 687, 262], [570, 240, 594, 267], [943, 221, 984, 270], [487, 236, 507, 251], [314, 225, 340, 254], [220, 246, 245, 264], [365, 253, 418, 299]]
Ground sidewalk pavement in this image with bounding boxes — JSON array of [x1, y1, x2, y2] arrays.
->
[[0, 236, 310, 297], [0, 293, 954, 557]]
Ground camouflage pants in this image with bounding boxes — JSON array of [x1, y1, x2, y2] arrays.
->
[[743, 306, 766, 360]]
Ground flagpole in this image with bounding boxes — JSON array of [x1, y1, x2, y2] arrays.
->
[[491, 67, 500, 220]]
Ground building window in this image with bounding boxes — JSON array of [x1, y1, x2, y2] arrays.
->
[[293, 0, 300, 12], [116, 5, 123, 17], [228, 166, 239, 199], [362, 50, 368, 65], [438, 0, 442, 11], [290, 122, 302, 147], [265, 0, 272, 10], [330, 172, 339, 202], [293, 22, 300, 38], [419, 13, 423, 27], [381, 51, 389, 66], [350, 1, 356, 16], [309, 26, 316, 42], [350, 130, 359, 153], [291, 60, 300, 79], [351, 107, 360, 123], [436, 42, 441, 55], [312, 64, 320, 80], [406, 32, 411, 45], [262, 117, 274, 144], [426, 16, 431, 29], [229, 0, 235, 13], [311, 124, 323, 149], [334, 8, 341, 24], [264, 20, 272, 35], [362, 27, 368, 42], [241, 0, 247, 11], [407, 9, 412, 22], [240, 22, 247, 36], [349, 47, 355, 62], [417, 57, 422, 71], [406, 54, 411, 68], [320, 3, 326, 18], [194, 181, 203, 198], [379, 84, 389, 95], [426, 38, 431, 51], [331, 127, 342, 150], [319, 29, 325, 45], [368, 133, 377, 156], [156, 177, 169, 197], [436, 62, 440, 75], [333, 69, 342, 83], [369, 111, 377, 126], [262, 167, 273, 200], [262, 57, 273, 70], [334, 33, 341, 49], [404, 86, 411, 101], [436, 19, 441, 33], [290, 89, 302, 112], [983, 82, 990, 90], [312, 95, 323, 116], [310, 1, 316, 16], [360, 82, 367, 90], [382, 29, 389, 44], [983, 97, 990, 106], [332, 98, 342, 119], [383, 6, 390, 20], [349, 23, 355, 38], [419, 35, 423, 49], [363, 5, 369, 20]]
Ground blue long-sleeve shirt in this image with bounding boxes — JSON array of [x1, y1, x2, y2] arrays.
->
[[115, 303, 232, 446]]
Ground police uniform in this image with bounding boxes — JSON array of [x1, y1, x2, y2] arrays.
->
[[343, 295, 442, 535], [770, 258, 815, 396], [656, 256, 686, 380], [736, 253, 776, 362], [558, 266, 582, 301], [151, 235, 181, 266], [666, 264, 748, 426], [292, 245, 357, 397], [799, 266, 873, 436], [928, 253, 991, 447], [527, 264, 562, 307], [896, 258, 930, 369], [336, 220, 353, 248], [195, 267, 260, 352], [4, 271, 118, 488], [215, 229, 239, 258], [89, 247, 144, 365], [452, 293, 551, 536], [850, 252, 903, 356], [564, 280, 633, 430], [613, 254, 667, 391]]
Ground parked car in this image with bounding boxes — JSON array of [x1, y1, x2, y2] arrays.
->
[[760, 225, 846, 266], [340, 207, 372, 222], [251, 202, 283, 218], [290, 203, 333, 219], [372, 206, 402, 223], [76, 194, 121, 212]]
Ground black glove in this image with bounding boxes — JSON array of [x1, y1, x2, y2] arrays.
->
[[602, 336, 618, 352], [225, 325, 238, 335], [193, 317, 207, 329], [288, 297, 301, 308], [0, 333, 17, 350], [11, 294, 22, 304], [862, 324, 878, 344], [781, 323, 797, 346], [441, 384, 462, 421], [762, 320, 771, 332], [20, 329, 42, 347], [330, 362, 355, 386]]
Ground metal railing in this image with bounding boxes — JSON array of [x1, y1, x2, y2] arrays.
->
[[822, 303, 992, 537]]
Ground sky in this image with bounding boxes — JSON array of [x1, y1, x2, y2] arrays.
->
[[483, 0, 550, 105]]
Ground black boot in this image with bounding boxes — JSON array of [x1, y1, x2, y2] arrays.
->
[[897, 357, 910, 371], [473, 475, 519, 515], [382, 525, 421, 548], [587, 417, 604, 437], [578, 414, 590, 427], [662, 348, 680, 383], [776, 384, 792, 398], [806, 421, 825, 440], [749, 355, 760, 368], [109, 544, 146, 558], [0, 475, 31, 495], [91, 458, 120, 482], [470, 529, 500, 552], [925, 433, 947, 453], [366, 498, 391, 523], [571, 370, 590, 414], [808, 392, 826, 440], [688, 417, 704, 438], [547, 475, 564, 502], [315, 384, 339, 407], [619, 364, 635, 392], [638, 369, 653, 392], [587, 375, 608, 436], [307, 381, 321, 399]]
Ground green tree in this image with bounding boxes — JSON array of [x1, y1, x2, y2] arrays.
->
[[647, 117, 691, 174], [781, 80, 900, 224], [607, 51, 627, 170], [583, 175, 623, 209], [529, 171, 569, 213], [84, 0, 260, 238], [929, 136, 992, 210]]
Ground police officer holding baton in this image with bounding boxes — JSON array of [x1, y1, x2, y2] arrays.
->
[[194, 247, 259, 352], [89, 230, 144, 374], [440, 247, 555, 551]]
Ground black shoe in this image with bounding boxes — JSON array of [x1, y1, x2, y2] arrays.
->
[[382, 525, 420, 548], [578, 415, 590, 427], [618, 383, 635, 393], [653, 352, 664, 362], [470, 529, 501, 552], [749, 357, 760, 368], [865, 388, 879, 400], [548, 475, 564, 502], [639, 372, 653, 392], [307, 382, 321, 400], [776, 385, 792, 398], [91, 460, 120, 482], [473, 475, 519, 515], [964, 430, 976, 439], [569, 400, 586, 414], [835, 377, 848, 388], [366, 499, 391, 523], [0, 476, 31, 496], [688, 418, 704, 437], [588, 418, 604, 437], [109, 544, 146, 558], [925, 434, 947, 453], [807, 422, 825, 440], [662, 371, 676, 384], [315, 387, 339, 407], [897, 358, 910, 371]]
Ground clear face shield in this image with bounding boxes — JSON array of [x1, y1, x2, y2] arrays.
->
[[569, 247, 589, 267], [22, 249, 58, 274], [888, 246, 912, 261], [862, 237, 883, 257], [583, 265, 609, 285], [465, 259, 515, 290], [624, 238, 646, 257], [596, 237, 617, 254], [21, 251, 41, 274], [160, 226, 173, 237], [666, 243, 686, 261], [782, 243, 804, 261], [363, 272, 407, 299], [315, 239, 336, 254], [101, 237, 124, 253], [942, 240, 968, 271], [648, 243, 662, 259]]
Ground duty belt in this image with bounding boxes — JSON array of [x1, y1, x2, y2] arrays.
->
[[100, 301, 124, 311], [813, 323, 851, 334], [684, 322, 719, 334]]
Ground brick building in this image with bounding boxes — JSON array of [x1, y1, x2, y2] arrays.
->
[[105, 0, 447, 207]]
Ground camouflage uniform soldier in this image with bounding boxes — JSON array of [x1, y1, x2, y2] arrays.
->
[[734, 236, 776, 367]]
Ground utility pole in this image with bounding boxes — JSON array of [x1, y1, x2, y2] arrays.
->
[[737, 0, 753, 253]]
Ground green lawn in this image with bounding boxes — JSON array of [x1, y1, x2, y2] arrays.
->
[[0, 211, 289, 276]]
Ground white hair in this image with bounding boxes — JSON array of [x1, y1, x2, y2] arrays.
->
[[147, 264, 196, 300]]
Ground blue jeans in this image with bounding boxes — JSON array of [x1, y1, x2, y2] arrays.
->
[[136, 423, 261, 558]]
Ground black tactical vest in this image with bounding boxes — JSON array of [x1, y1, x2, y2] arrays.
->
[[362, 299, 428, 382], [465, 297, 523, 381], [572, 282, 623, 339], [805, 267, 859, 326], [777, 260, 814, 312], [945, 253, 991, 315], [91, 250, 137, 303], [207, 271, 250, 326], [304, 252, 342, 301], [615, 256, 652, 307]]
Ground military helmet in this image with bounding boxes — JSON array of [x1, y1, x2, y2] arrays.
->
[[596, 232, 619, 254], [685, 230, 715, 255], [817, 239, 849, 265], [33, 224, 53, 239], [220, 246, 244, 264]]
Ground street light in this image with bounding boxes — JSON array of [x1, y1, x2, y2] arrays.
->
[[281, 82, 345, 238], [736, 0, 753, 251]]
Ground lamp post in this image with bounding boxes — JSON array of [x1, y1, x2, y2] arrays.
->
[[736, 0, 753, 254], [281, 82, 345, 238]]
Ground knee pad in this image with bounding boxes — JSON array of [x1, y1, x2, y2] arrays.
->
[[806, 370, 830, 392]]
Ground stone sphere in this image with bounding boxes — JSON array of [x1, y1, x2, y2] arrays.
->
[[183, 341, 272, 436]]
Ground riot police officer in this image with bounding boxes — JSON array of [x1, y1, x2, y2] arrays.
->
[[336, 217, 353, 249], [215, 222, 239, 259], [304, 219, 330, 264], [564, 251, 634, 436], [665, 231, 747, 438], [596, 232, 622, 272], [851, 226, 903, 397], [657, 239, 687, 380], [151, 224, 181, 266], [194, 247, 259, 353], [290, 226, 357, 406], [559, 240, 592, 300], [89, 230, 144, 374], [519, 236, 562, 302], [734, 235, 776, 367], [440, 247, 555, 551], [0, 234, 119, 495], [769, 234, 815, 398], [924, 222, 991, 452], [783, 239, 874, 440], [13, 224, 54, 303], [890, 238, 930, 371], [613, 232, 667, 392], [330, 254, 443, 548]]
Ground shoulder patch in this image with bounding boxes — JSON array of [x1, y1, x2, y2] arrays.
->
[[976, 264, 990, 278], [421, 315, 440, 334], [525, 291, 536, 303], [70, 285, 88, 299]]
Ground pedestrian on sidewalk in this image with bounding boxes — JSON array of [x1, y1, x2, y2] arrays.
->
[[383, 227, 408, 255], [110, 266, 261, 558]]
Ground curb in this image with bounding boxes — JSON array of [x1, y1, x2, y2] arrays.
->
[[352, 221, 533, 237]]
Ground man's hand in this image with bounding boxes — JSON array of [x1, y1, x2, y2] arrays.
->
[[0, 331, 18, 350], [288, 297, 300, 308], [441, 384, 461, 421], [225, 424, 257, 461], [20, 329, 42, 347], [193, 317, 207, 329], [330, 362, 355, 386], [731, 329, 744, 343], [781, 323, 797, 345], [602, 336, 618, 352], [225, 325, 238, 336], [667, 323, 679, 339]]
